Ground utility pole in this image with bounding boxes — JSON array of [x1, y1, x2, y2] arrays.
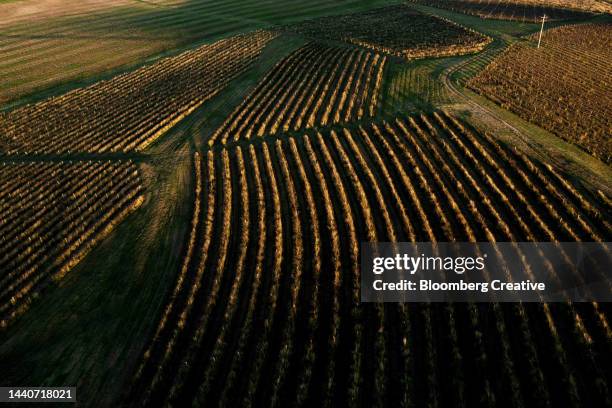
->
[[537, 15, 547, 48]]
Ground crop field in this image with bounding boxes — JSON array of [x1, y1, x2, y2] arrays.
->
[[0, 160, 143, 327], [127, 111, 610, 407], [0, 0, 393, 105], [469, 23, 612, 163], [0, 1, 610, 407], [413, 0, 606, 21], [210, 43, 386, 144], [0, 31, 276, 154], [283, 4, 492, 59]]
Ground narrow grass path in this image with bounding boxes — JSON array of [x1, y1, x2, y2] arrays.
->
[[407, 3, 612, 194]]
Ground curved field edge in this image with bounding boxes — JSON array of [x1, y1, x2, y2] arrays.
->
[[123, 111, 611, 407], [278, 4, 492, 60], [401, 4, 612, 193], [0, 35, 305, 407], [0, 153, 194, 408], [443, 50, 612, 194], [0, 30, 278, 155], [0, 4, 610, 408], [0, 160, 145, 328]]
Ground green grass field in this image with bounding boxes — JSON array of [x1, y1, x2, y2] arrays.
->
[[0, 0, 399, 108]]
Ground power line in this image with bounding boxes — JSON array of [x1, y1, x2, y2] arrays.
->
[[537, 14, 547, 48]]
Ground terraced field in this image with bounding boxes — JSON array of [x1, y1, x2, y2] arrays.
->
[[469, 23, 612, 163]]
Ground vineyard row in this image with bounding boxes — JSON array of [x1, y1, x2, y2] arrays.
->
[[285, 4, 491, 60], [127, 112, 611, 407], [0, 30, 277, 155], [469, 23, 612, 163], [209, 42, 386, 145], [0, 160, 144, 327], [412, 0, 597, 22]]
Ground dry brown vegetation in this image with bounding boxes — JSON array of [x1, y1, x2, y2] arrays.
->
[[1, 2, 609, 406], [469, 23, 612, 163], [499, 0, 610, 13], [414, 0, 609, 20], [283, 4, 491, 60]]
